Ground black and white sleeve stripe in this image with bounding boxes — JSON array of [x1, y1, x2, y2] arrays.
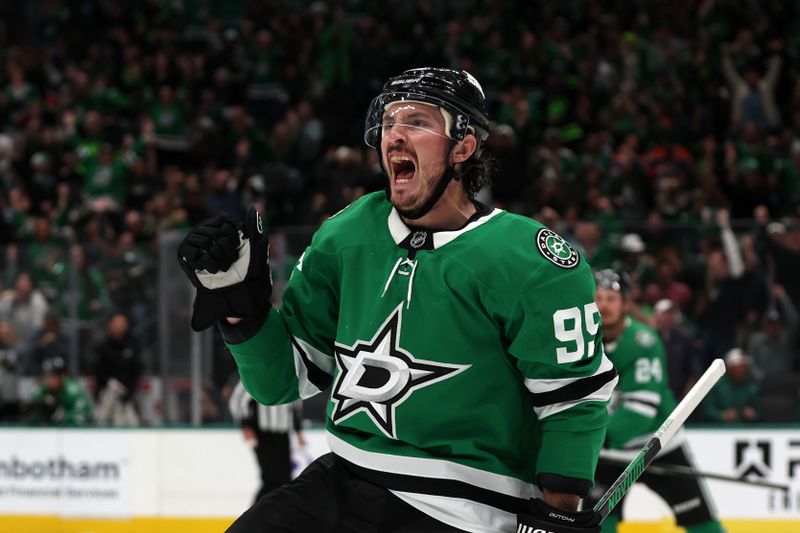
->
[[621, 390, 661, 418], [524, 354, 618, 419], [290, 336, 335, 399]]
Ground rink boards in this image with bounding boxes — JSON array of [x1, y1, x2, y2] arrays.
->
[[0, 426, 797, 532]]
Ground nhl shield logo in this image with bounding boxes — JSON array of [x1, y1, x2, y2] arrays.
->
[[536, 228, 579, 269], [410, 231, 427, 249]]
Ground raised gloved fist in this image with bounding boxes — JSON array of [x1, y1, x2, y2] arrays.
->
[[517, 498, 600, 533], [178, 207, 272, 331], [178, 214, 241, 273]]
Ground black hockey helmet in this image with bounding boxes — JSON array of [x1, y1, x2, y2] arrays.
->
[[42, 356, 67, 375], [364, 67, 490, 157], [594, 269, 633, 300]]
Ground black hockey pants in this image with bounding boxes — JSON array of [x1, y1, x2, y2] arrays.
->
[[226, 452, 468, 533]]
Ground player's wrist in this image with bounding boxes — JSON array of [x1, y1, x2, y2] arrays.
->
[[190, 276, 271, 331], [218, 309, 270, 345], [537, 472, 592, 498], [542, 489, 580, 511]]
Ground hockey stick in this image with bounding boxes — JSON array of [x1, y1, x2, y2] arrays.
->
[[591, 358, 726, 524], [598, 453, 790, 492]]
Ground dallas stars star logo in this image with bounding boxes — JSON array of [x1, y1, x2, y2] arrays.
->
[[331, 304, 470, 439], [536, 228, 580, 269]]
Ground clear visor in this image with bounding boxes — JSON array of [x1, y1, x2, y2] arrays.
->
[[364, 93, 457, 149]]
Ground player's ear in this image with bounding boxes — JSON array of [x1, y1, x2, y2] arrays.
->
[[451, 134, 477, 164]]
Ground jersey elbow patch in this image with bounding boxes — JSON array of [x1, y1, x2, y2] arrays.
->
[[291, 336, 335, 399], [526, 355, 618, 419]]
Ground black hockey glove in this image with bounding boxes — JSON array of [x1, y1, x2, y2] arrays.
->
[[517, 498, 600, 533], [178, 206, 271, 331]]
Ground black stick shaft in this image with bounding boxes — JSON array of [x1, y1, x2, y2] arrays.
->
[[593, 437, 662, 522], [598, 456, 790, 491]]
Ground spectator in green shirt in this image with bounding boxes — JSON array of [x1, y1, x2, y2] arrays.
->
[[747, 284, 799, 381], [702, 348, 760, 423], [150, 85, 188, 150], [82, 143, 127, 211], [52, 244, 110, 322], [29, 357, 92, 426]]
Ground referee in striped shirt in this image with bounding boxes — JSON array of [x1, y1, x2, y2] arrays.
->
[[229, 380, 306, 502]]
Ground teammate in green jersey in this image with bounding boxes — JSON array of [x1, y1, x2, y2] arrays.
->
[[178, 68, 618, 533], [588, 269, 725, 533]]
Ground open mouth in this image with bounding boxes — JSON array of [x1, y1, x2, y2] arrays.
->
[[390, 155, 416, 184]]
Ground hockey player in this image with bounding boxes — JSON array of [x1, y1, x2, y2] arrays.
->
[[589, 269, 724, 533], [178, 68, 618, 533]]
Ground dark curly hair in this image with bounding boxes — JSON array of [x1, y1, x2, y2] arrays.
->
[[455, 151, 497, 198]]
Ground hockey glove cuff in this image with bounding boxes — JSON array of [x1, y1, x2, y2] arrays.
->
[[178, 207, 272, 331], [517, 498, 600, 533]]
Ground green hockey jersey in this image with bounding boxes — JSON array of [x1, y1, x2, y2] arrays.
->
[[31, 378, 93, 426], [603, 318, 677, 450], [223, 192, 618, 533]]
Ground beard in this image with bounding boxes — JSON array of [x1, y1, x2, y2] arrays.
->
[[387, 166, 454, 220]]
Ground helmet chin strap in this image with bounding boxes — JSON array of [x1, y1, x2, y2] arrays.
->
[[385, 141, 458, 221]]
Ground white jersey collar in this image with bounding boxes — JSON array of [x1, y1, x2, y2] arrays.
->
[[387, 206, 502, 250]]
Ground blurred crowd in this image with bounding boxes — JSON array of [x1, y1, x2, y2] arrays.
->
[[0, 0, 798, 425]]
